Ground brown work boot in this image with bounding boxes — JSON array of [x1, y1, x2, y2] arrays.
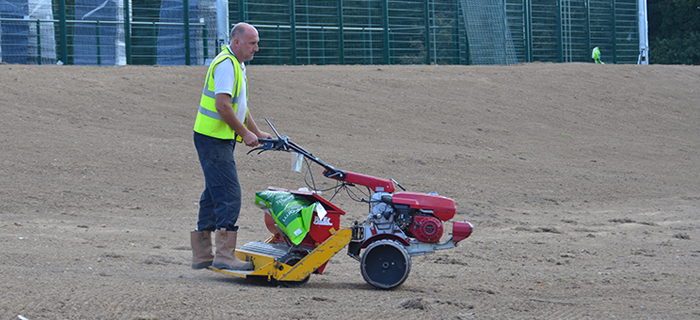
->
[[212, 228, 254, 270], [190, 230, 214, 269]]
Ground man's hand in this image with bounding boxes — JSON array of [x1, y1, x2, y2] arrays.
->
[[242, 131, 259, 147], [257, 131, 272, 139]]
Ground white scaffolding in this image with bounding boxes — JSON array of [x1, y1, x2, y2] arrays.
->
[[638, 0, 649, 64]]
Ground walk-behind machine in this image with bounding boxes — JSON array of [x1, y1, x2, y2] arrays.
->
[[209, 120, 473, 289]]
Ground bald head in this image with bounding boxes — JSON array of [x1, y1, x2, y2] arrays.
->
[[229, 23, 260, 62], [230, 23, 256, 42]]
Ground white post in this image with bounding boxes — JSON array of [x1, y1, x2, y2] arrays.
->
[[216, 0, 229, 51], [638, 0, 649, 64]]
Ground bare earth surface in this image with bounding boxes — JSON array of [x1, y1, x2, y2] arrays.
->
[[1, 62, 699, 320]]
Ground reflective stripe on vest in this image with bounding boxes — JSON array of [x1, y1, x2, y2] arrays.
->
[[193, 45, 248, 141]]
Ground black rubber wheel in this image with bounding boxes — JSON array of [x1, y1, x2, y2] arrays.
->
[[277, 252, 310, 288], [360, 239, 411, 290]]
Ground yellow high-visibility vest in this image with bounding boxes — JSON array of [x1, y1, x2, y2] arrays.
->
[[193, 45, 248, 141]]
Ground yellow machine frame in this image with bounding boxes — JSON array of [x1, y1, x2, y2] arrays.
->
[[209, 228, 351, 283]]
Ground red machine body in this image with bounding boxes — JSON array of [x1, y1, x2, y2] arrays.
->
[[391, 192, 456, 221], [324, 170, 395, 193], [322, 173, 458, 245]]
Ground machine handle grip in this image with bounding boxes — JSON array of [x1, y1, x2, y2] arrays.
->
[[257, 138, 279, 144], [247, 137, 289, 154]]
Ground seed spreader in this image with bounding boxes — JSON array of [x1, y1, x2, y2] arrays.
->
[[209, 120, 473, 289]]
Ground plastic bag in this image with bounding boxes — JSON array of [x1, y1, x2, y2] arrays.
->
[[255, 190, 315, 245]]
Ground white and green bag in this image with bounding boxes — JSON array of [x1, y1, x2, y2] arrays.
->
[[255, 190, 317, 245]]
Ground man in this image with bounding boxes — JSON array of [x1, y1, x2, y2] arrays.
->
[[191, 22, 271, 271]]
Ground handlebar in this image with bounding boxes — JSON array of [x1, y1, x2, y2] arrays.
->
[[247, 119, 346, 180], [249, 119, 407, 193], [252, 136, 290, 153]]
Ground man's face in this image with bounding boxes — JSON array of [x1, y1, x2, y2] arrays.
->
[[233, 28, 259, 62]]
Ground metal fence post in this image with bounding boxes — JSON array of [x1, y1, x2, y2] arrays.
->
[[239, 0, 246, 22], [637, 0, 649, 64], [36, 20, 42, 65], [425, 0, 431, 64], [216, 0, 229, 50], [502, 0, 507, 63], [611, 0, 617, 63], [382, 0, 390, 64], [290, 0, 297, 64], [453, 0, 460, 64], [184, 0, 191, 65], [338, 0, 345, 64], [96, 21, 102, 66], [557, 0, 563, 62], [277, 25, 282, 65], [152, 22, 158, 65], [585, 0, 591, 58], [460, 0, 471, 65], [59, 0, 68, 64], [362, 28, 367, 64], [203, 25, 208, 60], [124, 0, 132, 65], [524, 0, 532, 62], [321, 26, 325, 65], [304, 0, 310, 64]]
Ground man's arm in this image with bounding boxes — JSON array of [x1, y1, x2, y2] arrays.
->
[[244, 112, 272, 140], [214, 93, 259, 146]]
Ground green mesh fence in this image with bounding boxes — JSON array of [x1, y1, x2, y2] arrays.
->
[[0, 0, 640, 65], [496, 0, 640, 64], [239, 0, 466, 66]]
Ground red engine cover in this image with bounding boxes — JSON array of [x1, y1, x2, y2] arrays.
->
[[408, 215, 443, 243], [391, 192, 456, 221]]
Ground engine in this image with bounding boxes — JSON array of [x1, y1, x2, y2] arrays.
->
[[368, 192, 396, 231], [365, 192, 448, 243], [407, 215, 443, 243]]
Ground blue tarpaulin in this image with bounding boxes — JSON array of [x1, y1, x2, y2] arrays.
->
[[157, 0, 199, 65], [0, 0, 29, 64], [74, 0, 121, 65]]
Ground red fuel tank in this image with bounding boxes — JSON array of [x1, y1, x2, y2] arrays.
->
[[391, 192, 456, 221]]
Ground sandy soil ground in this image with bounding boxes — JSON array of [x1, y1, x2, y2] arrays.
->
[[1, 62, 699, 320]]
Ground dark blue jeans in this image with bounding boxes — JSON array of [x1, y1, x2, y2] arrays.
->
[[194, 131, 241, 232]]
